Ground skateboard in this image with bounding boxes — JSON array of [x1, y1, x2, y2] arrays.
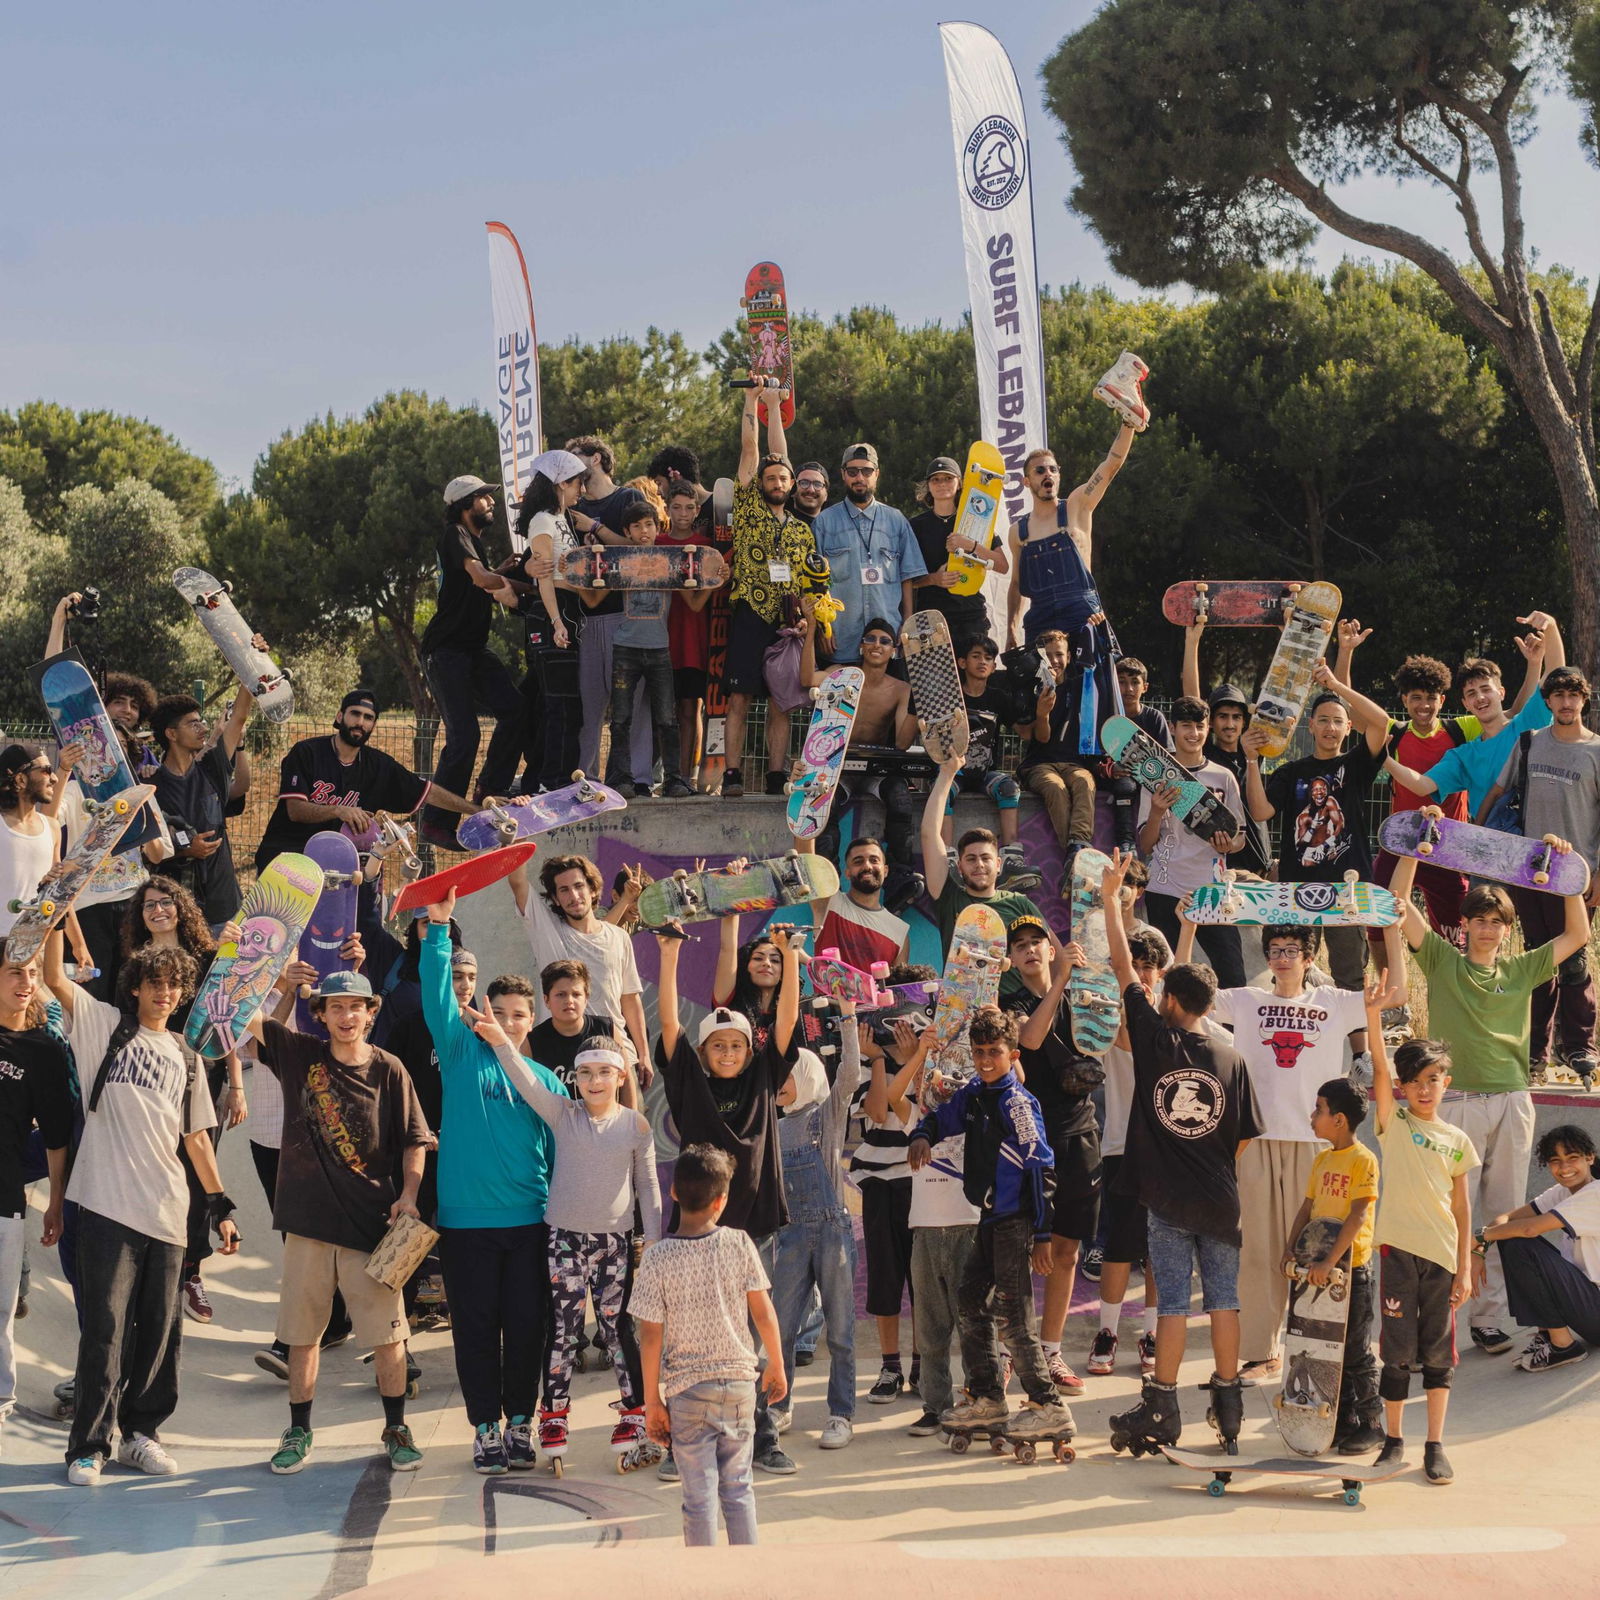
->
[[1161, 1444, 1404, 1505], [360, 1346, 421, 1400], [186, 852, 322, 1058], [944, 442, 1007, 596], [1185, 870, 1402, 927], [1274, 1215, 1351, 1456], [1101, 715, 1242, 841], [294, 832, 363, 1036], [456, 774, 627, 853], [943, 1417, 1076, 1465], [32, 650, 160, 851], [52, 1377, 75, 1419], [786, 667, 864, 840], [742, 261, 794, 428], [1251, 580, 1341, 759], [635, 852, 839, 929], [928, 905, 1007, 1068], [172, 567, 295, 723], [1162, 581, 1302, 628], [808, 947, 891, 1007], [390, 840, 540, 921], [1378, 808, 1592, 897], [6, 784, 155, 964], [901, 611, 970, 766], [1067, 847, 1121, 1056], [556, 544, 728, 590]]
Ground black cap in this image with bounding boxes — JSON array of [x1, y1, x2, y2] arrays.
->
[[340, 689, 379, 715], [1207, 683, 1250, 715], [926, 456, 961, 479]]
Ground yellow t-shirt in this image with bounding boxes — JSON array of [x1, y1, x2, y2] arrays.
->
[[1375, 1107, 1480, 1273], [1306, 1143, 1380, 1267]]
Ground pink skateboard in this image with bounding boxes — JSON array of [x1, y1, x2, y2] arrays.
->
[[809, 947, 891, 1008]]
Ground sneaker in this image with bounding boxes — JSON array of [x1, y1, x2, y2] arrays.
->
[[1470, 1326, 1514, 1356], [939, 1393, 1008, 1427], [1375, 1434, 1405, 1468], [819, 1416, 853, 1450], [610, 1405, 647, 1453], [721, 769, 745, 799], [1336, 1417, 1386, 1455], [997, 852, 1043, 892], [610, 780, 638, 800], [1081, 1246, 1103, 1282], [772, 1406, 793, 1435], [1007, 1399, 1073, 1439], [382, 1424, 423, 1471], [1570, 1052, 1598, 1089], [255, 1344, 290, 1380], [1046, 1350, 1084, 1395], [1380, 1003, 1413, 1038], [1238, 1358, 1281, 1387], [270, 1425, 313, 1475], [1347, 1052, 1374, 1089], [320, 1320, 353, 1350], [754, 1445, 797, 1475], [182, 1276, 213, 1324], [883, 869, 925, 915], [504, 1418, 536, 1470], [793, 1349, 816, 1368], [657, 1449, 680, 1483], [14, 1293, 27, 1320], [906, 1359, 921, 1398], [117, 1432, 178, 1476], [1137, 1333, 1157, 1377], [868, 1365, 905, 1403], [474, 1425, 509, 1474], [1087, 1329, 1118, 1377], [764, 770, 788, 796], [1423, 1440, 1454, 1484], [1517, 1333, 1588, 1372], [67, 1452, 106, 1486], [661, 777, 695, 799], [908, 1408, 942, 1437], [1530, 1060, 1550, 1086]]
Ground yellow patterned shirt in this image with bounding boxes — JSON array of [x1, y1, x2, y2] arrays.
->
[[728, 477, 822, 625]]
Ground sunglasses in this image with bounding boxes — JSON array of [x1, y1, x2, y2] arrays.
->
[[862, 633, 895, 647], [842, 465, 876, 477]]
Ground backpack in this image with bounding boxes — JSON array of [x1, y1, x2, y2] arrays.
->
[[1482, 730, 1535, 835]]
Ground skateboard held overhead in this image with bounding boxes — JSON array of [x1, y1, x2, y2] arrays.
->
[[635, 853, 839, 930], [1067, 847, 1121, 1056], [742, 261, 794, 428], [457, 774, 627, 853], [786, 667, 863, 840], [1102, 715, 1242, 842], [1185, 871, 1401, 927], [1274, 1216, 1351, 1457], [173, 567, 295, 723], [1378, 808, 1591, 897], [944, 442, 1007, 597], [295, 832, 363, 1036], [556, 545, 728, 590], [1162, 581, 1302, 628], [901, 611, 970, 767], [927, 904, 1007, 1073], [1251, 581, 1341, 758], [390, 841, 540, 921]]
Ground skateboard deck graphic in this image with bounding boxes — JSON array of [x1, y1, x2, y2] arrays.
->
[[6, 785, 155, 964], [635, 852, 839, 929], [390, 840, 539, 921], [1186, 871, 1402, 927], [944, 442, 1006, 597], [1101, 715, 1242, 841], [556, 545, 728, 590], [1252, 581, 1341, 758], [1161, 1445, 1404, 1505], [187, 852, 321, 1058], [173, 566, 295, 723], [295, 832, 362, 1036], [1162, 581, 1301, 628], [808, 948, 890, 1008], [901, 611, 970, 766], [1068, 847, 1120, 1056], [1377, 809, 1591, 897], [927, 904, 1007, 1074], [743, 261, 794, 428], [786, 668, 863, 840], [1275, 1216, 1351, 1456], [457, 775, 627, 853]]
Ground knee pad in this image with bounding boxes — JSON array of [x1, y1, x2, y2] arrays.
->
[[1378, 1365, 1412, 1403], [1558, 950, 1589, 987], [985, 772, 1020, 810], [1421, 1365, 1453, 1391]]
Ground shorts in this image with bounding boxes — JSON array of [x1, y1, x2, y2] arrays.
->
[[1050, 1129, 1102, 1243], [277, 1232, 408, 1350], [1099, 1154, 1148, 1264], [1146, 1210, 1240, 1318], [724, 603, 780, 697], [860, 1177, 915, 1317], [1378, 1244, 1456, 1387], [673, 666, 708, 700]]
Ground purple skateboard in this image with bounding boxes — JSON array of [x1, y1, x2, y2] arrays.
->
[[809, 947, 890, 1007], [1378, 809, 1591, 897], [295, 832, 362, 1035], [456, 775, 627, 852]]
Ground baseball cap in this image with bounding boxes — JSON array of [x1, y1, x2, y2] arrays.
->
[[840, 443, 879, 469], [696, 1006, 754, 1049], [1207, 683, 1251, 715], [926, 456, 961, 479], [310, 971, 376, 1001], [1006, 914, 1052, 947], [340, 688, 378, 715], [442, 474, 498, 506]]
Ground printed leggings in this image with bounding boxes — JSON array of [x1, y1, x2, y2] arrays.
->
[[546, 1227, 641, 1412]]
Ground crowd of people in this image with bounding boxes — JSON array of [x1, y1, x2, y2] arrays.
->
[[4, 370, 1600, 1552]]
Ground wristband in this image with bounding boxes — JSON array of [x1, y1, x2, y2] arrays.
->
[[205, 1191, 237, 1230]]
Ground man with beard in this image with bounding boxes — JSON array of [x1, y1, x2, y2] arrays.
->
[[790, 462, 829, 526], [811, 444, 925, 666], [809, 838, 912, 973]]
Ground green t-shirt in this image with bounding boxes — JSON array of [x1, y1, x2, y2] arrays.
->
[[935, 881, 1042, 1002], [1413, 930, 1557, 1093]]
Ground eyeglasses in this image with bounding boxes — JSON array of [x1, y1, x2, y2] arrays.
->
[[145, 898, 177, 912], [576, 1066, 619, 1081], [796, 478, 827, 491], [842, 465, 875, 477]]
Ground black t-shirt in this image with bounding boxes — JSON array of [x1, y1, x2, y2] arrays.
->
[[0, 1023, 74, 1213], [1204, 740, 1272, 876], [421, 523, 494, 655], [1116, 986, 1261, 1246], [1264, 741, 1384, 883], [654, 1030, 796, 1238], [910, 509, 989, 639], [384, 1009, 445, 1135], [577, 487, 647, 619], [962, 673, 1025, 775], [153, 746, 239, 925], [255, 738, 430, 871], [526, 1010, 621, 1096], [1002, 988, 1098, 1140]]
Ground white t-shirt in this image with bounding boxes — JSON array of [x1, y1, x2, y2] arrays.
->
[[1212, 984, 1365, 1142], [909, 1135, 980, 1227], [0, 809, 55, 935], [64, 987, 216, 1246], [1532, 1180, 1600, 1285], [518, 896, 641, 1050], [1101, 1042, 1135, 1158], [1137, 761, 1245, 897]]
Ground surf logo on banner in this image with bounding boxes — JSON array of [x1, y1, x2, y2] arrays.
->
[[486, 221, 542, 548], [965, 115, 1026, 210]]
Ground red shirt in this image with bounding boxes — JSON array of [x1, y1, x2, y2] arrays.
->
[[1389, 718, 1472, 821], [660, 527, 710, 673]]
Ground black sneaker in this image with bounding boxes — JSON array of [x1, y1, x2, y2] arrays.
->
[[1570, 1052, 1598, 1089], [1423, 1441, 1453, 1484], [754, 1445, 797, 1475], [661, 777, 695, 799], [884, 871, 925, 915], [1470, 1326, 1514, 1355], [765, 770, 788, 796], [1335, 1417, 1386, 1455], [868, 1366, 905, 1403], [908, 1409, 942, 1437], [1081, 1246, 1103, 1282], [997, 852, 1043, 892], [610, 780, 638, 800], [254, 1344, 290, 1380], [793, 1349, 816, 1368], [722, 769, 745, 798], [1375, 1434, 1405, 1468], [474, 1425, 509, 1475], [1517, 1333, 1588, 1372]]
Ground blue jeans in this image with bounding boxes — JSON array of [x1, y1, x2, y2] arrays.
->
[[1147, 1211, 1240, 1318], [668, 1379, 758, 1546], [606, 644, 680, 786]]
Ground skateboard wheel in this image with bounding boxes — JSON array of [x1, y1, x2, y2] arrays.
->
[[989, 1435, 1007, 1456], [949, 1433, 970, 1454], [572, 771, 585, 782], [1014, 1442, 1037, 1464], [1417, 842, 1434, 856], [1206, 1478, 1227, 1498], [1342, 1488, 1360, 1506], [1534, 872, 1550, 885], [113, 797, 130, 815], [37, 899, 55, 919], [1054, 1442, 1075, 1464]]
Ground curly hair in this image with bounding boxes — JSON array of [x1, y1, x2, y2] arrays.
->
[[540, 854, 602, 908], [1393, 655, 1451, 697], [103, 671, 158, 724], [121, 875, 216, 963], [118, 943, 199, 1007], [968, 1005, 1019, 1049]]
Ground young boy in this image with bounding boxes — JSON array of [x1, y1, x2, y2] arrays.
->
[[1100, 849, 1262, 1453], [1279, 1076, 1382, 1453], [524, 959, 630, 1097], [1367, 1007, 1478, 1483], [603, 501, 704, 799], [1015, 629, 1097, 889], [1111, 656, 1172, 851], [907, 1006, 1071, 1443], [631, 1144, 786, 1547]]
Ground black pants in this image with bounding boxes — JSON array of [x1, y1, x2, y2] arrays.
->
[[531, 647, 582, 791], [180, 1060, 226, 1278], [518, 662, 545, 793], [957, 1213, 1053, 1406], [1142, 892, 1246, 987], [816, 773, 916, 869], [68, 1208, 184, 1462], [74, 899, 126, 1001], [1501, 1233, 1600, 1343], [1338, 1262, 1380, 1425], [440, 1222, 550, 1426], [422, 646, 525, 826]]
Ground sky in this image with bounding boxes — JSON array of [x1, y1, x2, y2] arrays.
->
[[4, 0, 1594, 490]]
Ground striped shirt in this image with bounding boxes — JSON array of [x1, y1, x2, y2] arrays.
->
[[848, 1081, 912, 1185]]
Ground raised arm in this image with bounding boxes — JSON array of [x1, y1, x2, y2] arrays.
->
[[1332, 616, 1371, 682], [1067, 423, 1134, 514], [1388, 850, 1429, 953], [1180, 620, 1204, 701], [1312, 661, 1389, 751], [655, 931, 683, 1059], [771, 925, 801, 1057], [1364, 976, 1396, 1133], [1241, 726, 1276, 820], [921, 757, 959, 901], [477, 1015, 568, 1125], [1005, 526, 1025, 650], [419, 900, 471, 1055], [1101, 850, 1137, 990], [736, 384, 763, 486], [1017, 946, 1073, 1051], [766, 385, 790, 462], [217, 680, 254, 761]]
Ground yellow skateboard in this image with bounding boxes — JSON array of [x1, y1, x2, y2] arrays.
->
[[945, 442, 1006, 597]]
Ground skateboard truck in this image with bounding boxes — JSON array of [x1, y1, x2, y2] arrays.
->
[[1336, 869, 1360, 915], [1416, 805, 1443, 856], [1534, 834, 1559, 886]]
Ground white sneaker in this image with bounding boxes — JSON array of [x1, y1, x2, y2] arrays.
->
[[773, 1406, 793, 1435], [117, 1432, 178, 1475], [818, 1416, 854, 1450], [68, 1452, 107, 1485]]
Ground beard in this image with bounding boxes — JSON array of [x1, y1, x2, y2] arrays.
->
[[339, 721, 372, 746], [849, 868, 883, 893], [846, 485, 873, 505]]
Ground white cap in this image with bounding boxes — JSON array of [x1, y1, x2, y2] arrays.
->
[[696, 1007, 754, 1049], [443, 474, 498, 506]]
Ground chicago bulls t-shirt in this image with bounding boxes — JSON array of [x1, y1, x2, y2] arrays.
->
[[256, 736, 429, 870], [1211, 985, 1366, 1142]]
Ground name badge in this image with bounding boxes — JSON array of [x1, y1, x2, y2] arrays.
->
[[768, 561, 792, 584], [862, 563, 885, 587]]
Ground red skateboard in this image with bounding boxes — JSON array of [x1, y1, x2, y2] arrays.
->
[[743, 262, 794, 428], [1162, 581, 1302, 628], [390, 841, 538, 919]]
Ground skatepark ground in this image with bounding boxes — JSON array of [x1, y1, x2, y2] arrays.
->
[[4, 1119, 1597, 1600]]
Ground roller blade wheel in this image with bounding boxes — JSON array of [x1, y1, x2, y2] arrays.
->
[[618, 1440, 664, 1474]]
